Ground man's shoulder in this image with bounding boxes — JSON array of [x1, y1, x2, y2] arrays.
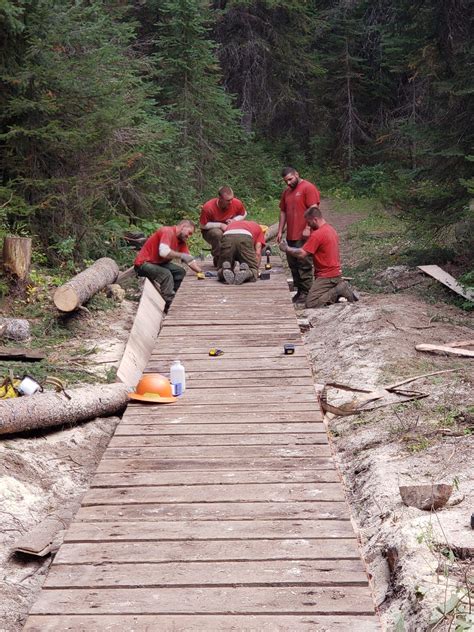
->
[[202, 197, 218, 208], [300, 179, 318, 191]]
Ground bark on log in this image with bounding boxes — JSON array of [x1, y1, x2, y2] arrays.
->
[[264, 222, 279, 242], [53, 257, 119, 312], [0, 383, 129, 435], [2, 236, 32, 280], [0, 317, 30, 341]]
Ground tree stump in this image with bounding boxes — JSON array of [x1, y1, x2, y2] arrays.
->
[[53, 257, 119, 312], [2, 236, 32, 280], [0, 383, 129, 435]]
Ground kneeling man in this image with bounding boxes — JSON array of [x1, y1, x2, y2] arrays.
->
[[218, 220, 266, 285], [279, 206, 358, 307]]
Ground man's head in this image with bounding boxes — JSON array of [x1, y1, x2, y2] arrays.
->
[[176, 219, 195, 241], [304, 205, 323, 229], [281, 167, 300, 189], [217, 186, 234, 210]]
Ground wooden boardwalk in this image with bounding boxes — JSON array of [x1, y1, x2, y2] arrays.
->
[[24, 256, 378, 631]]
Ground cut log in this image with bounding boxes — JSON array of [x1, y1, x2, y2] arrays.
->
[[2, 236, 32, 280], [0, 383, 129, 435], [53, 257, 119, 312], [0, 317, 30, 341]]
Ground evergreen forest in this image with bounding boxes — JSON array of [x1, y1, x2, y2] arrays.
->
[[1, 0, 473, 266]]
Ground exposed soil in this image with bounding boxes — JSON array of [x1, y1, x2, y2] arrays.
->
[[0, 205, 473, 631]]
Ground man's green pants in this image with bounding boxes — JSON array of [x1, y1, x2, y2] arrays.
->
[[134, 261, 186, 303], [287, 239, 313, 295], [217, 234, 258, 281]]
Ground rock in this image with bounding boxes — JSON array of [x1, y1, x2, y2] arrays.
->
[[399, 483, 453, 511], [106, 284, 126, 302]]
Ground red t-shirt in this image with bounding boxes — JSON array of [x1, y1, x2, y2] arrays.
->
[[134, 226, 190, 266], [302, 223, 341, 278], [224, 220, 266, 246], [200, 198, 247, 226], [279, 180, 320, 240]]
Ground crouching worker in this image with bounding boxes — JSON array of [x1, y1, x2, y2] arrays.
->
[[218, 220, 266, 285], [134, 219, 202, 312], [279, 206, 358, 308]]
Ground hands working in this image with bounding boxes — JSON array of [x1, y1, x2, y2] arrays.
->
[[279, 239, 289, 252]]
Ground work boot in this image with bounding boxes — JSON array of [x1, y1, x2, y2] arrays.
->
[[222, 261, 235, 285], [336, 281, 359, 302], [292, 290, 307, 304], [235, 263, 253, 285], [233, 262, 241, 274]]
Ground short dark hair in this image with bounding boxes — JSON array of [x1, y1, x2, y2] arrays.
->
[[281, 166, 297, 178], [304, 205, 322, 220], [179, 218, 196, 229]]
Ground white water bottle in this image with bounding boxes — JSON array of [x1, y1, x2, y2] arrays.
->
[[170, 360, 186, 396]]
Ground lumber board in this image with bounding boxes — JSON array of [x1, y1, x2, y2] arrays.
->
[[55, 538, 363, 564], [418, 264, 474, 301], [24, 614, 380, 631], [44, 559, 369, 588], [128, 389, 316, 404], [96, 457, 333, 473], [115, 422, 326, 435], [126, 402, 321, 413], [415, 343, 474, 357], [121, 411, 323, 424], [91, 470, 340, 488], [81, 482, 344, 505], [101, 445, 332, 459], [75, 502, 348, 522], [29, 586, 376, 615], [107, 433, 328, 447]]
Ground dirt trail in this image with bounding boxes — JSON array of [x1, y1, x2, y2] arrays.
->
[[302, 200, 474, 631]]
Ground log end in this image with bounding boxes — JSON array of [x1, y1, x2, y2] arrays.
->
[[53, 285, 79, 312]]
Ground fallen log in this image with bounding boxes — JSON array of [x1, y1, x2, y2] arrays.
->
[[53, 257, 119, 312], [0, 383, 129, 435], [0, 317, 30, 341], [2, 236, 32, 280]]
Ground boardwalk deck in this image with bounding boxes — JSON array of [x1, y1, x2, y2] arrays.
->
[[24, 256, 378, 631]]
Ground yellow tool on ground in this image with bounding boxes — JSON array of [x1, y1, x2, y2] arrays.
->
[[196, 272, 205, 280], [0, 373, 21, 399], [209, 348, 224, 356]]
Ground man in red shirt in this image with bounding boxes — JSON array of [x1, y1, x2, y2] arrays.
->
[[279, 206, 359, 308], [134, 219, 202, 310], [200, 186, 247, 266], [277, 167, 321, 304], [217, 220, 266, 285]]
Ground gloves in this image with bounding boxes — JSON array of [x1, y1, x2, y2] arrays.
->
[[180, 253, 195, 264], [279, 239, 289, 252]]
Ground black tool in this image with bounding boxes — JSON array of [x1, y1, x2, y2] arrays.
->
[[264, 246, 272, 270], [284, 344, 295, 355]]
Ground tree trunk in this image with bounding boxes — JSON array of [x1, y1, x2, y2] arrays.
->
[[53, 257, 119, 312], [0, 383, 129, 435], [0, 317, 30, 341], [2, 236, 32, 280]]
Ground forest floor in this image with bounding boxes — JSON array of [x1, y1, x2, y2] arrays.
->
[[0, 199, 473, 631]]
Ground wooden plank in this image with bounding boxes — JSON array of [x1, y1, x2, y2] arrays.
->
[[91, 470, 340, 487], [75, 503, 349, 522], [418, 264, 474, 300], [97, 457, 332, 472], [152, 347, 307, 358], [0, 347, 44, 361], [116, 279, 165, 388], [25, 614, 380, 631], [115, 422, 326, 435], [129, 390, 317, 404], [29, 586, 376, 615], [102, 445, 332, 459], [44, 559, 369, 588], [82, 482, 344, 505], [121, 411, 323, 424], [415, 343, 474, 357], [108, 433, 329, 447], [146, 358, 310, 371], [126, 402, 321, 413], [55, 538, 363, 564]]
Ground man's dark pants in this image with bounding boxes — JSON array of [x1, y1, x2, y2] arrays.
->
[[134, 261, 186, 303], [287, 239, 313, 295]]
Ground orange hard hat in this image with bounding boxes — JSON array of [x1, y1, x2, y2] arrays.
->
[[129, 373, 176, 404]]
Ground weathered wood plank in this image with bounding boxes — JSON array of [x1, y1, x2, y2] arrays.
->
[[24, 614, 380, 631], [115, 422, 326, 435], [97, 457, 333, 472], [108, 433, 328, 447], [126, 402, 321, 413], [44, 560, 369, 588], [102, 445, 332, 459], [55, 538, 364, 564], [121, 411, 323, 424], [75, 504, 349, 522], [82, 482, 344, 505], [91, 470, 339, 488], [29, 586, 376, 615]]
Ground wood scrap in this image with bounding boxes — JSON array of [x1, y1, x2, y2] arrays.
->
[[418, 265, 474, 301], [446, 339, 474, 348], [13, 513, 72, 557], [384, 368, 460, 390], [0, 347, 44, 361], [53, 257, 119, 312], [0, 383, 128, 435], [416, 343, 474, 358]]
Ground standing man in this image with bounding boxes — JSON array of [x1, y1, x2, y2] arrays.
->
[[279, 206, 358, 308], [277, 167, 320, 304], [217, 220, 266, 285], [200, 186, 247, 266], [134, 219, 202, 312]]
